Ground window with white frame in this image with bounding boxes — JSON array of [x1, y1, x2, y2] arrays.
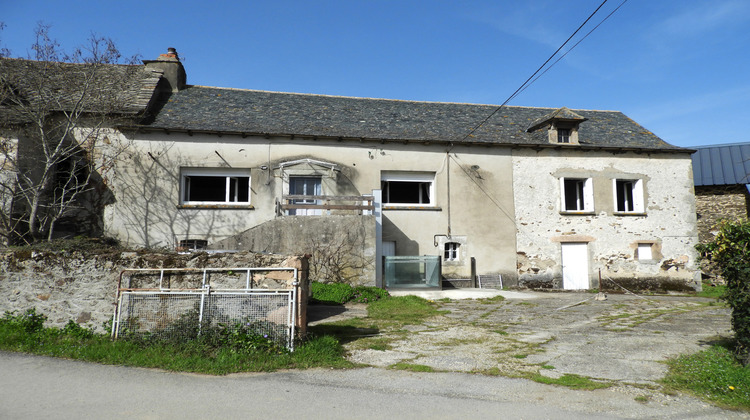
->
[[181, 168, 251, 205], [614, 179, 644, 213], [444, 242, 460, 261], [381, 172, 434, 206], [560, 177, 593, 212]]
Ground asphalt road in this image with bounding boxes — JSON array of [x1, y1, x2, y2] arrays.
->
[[0, 351, 744, 420]]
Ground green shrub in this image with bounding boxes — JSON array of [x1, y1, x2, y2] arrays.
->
[[697, 220, 750, 365], [310, 282, 354, 304], [61, 320, 95, 339], [310, 282, 390, 304], [1, 308, 47, 333]]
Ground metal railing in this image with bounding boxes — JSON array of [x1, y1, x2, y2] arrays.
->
[[112, 267, 299, 350]]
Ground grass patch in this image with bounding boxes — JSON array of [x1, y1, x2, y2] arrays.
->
[[477, 295, 506, 304], [634, 395, 650, 403], [0, 309, 352, 374], [390, 362, 435, 372], [662, 344, 750, 411], [696, 284, 727, 299], [531, 373, 611, 390], [310, 282, 389, 305], [367, 295, 447, 324]]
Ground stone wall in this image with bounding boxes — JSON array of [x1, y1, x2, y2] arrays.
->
[[695, 185, 749, 243], [0, 250, 308, 333]]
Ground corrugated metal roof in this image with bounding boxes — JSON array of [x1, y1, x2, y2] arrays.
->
[[692, 143, 750, 186]]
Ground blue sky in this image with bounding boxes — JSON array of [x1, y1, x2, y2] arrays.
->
[[2, 0, 749, 148]]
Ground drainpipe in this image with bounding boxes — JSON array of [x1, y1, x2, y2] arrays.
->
[[446, 152, 451, 237]]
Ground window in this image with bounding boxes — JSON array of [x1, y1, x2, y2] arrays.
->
[[381, 172, 434, 206], [289, 176, 322, 216], [181, 168, 251, 205], [444, 242, 460, 261], [614, 179, 644, 213], [178, 239, 208, 251], [557, 128, 571, 143], [560, 177, 593, 212], [637, 243, 653, 260]]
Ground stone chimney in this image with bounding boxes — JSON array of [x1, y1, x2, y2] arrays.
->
[[143, 47, 186, 92]]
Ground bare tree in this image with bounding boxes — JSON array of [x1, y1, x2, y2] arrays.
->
[[0, 23, 147, 244]]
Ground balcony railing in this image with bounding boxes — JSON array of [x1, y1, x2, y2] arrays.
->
[[276, 195, 375, 216]]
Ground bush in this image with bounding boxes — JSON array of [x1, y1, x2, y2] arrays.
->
[[310, 282, 389, 304], [310, 282, 354, 304], [1, 308, 47, 333], [697, 220, 750, 365]]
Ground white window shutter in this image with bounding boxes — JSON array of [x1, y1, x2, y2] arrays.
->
[[583, 178, 593, 211], [633, 179, 644, 212], [559, 177, 567, 210]]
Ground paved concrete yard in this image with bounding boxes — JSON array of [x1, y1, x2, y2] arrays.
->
[[312, 290, 732, 385]]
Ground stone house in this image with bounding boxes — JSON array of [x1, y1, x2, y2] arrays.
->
[[1, 49, 701, 291]]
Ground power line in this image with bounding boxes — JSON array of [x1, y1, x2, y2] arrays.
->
[[458, 0, 615, 143], [516, 0, 629, 98]]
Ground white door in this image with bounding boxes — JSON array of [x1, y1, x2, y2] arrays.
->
[[561, 242, 589, 289]]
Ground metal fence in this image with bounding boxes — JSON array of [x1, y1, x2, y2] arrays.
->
[[112, 267, 298, 350]]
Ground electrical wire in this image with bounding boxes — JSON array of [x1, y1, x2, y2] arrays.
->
[[457, 0, 615, 143], [515, 0, 629, 98]]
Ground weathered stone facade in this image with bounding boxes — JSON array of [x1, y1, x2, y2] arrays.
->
[[695, 185, 749, 243], [512, 149, 700, 291], [0, 250, 308, 333]]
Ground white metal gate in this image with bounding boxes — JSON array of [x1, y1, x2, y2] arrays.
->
[[112, 267, 299, 350]]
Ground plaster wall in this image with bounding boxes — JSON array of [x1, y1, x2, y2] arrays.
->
[[512, 148, 700, 291], [103, 132, 518, 281]]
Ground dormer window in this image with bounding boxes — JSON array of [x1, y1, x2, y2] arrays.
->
[[526, 107, 587, 146]]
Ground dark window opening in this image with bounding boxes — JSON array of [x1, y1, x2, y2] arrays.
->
[[563, 179, 586, 211], [557, 128, 571, 143], [183, 175, 249, 203], [382, 181, 431, 204], [178, 239, 208, 251], [616, 180, 635, 212]]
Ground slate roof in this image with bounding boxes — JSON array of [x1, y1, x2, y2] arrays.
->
[[692, 143, 750, 186], [143, 85, 687, 152], [0, 58, 162, 126]]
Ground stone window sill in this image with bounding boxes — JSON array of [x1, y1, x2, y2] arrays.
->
[[559, 211, 595, 216]]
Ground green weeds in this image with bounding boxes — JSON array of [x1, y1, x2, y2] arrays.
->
[[531, 373, 611, 390], [662, 344, 750, 411], [390, 362, 435, 372], [0, 309, 352, 374], [310, 282, 390, 304]]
